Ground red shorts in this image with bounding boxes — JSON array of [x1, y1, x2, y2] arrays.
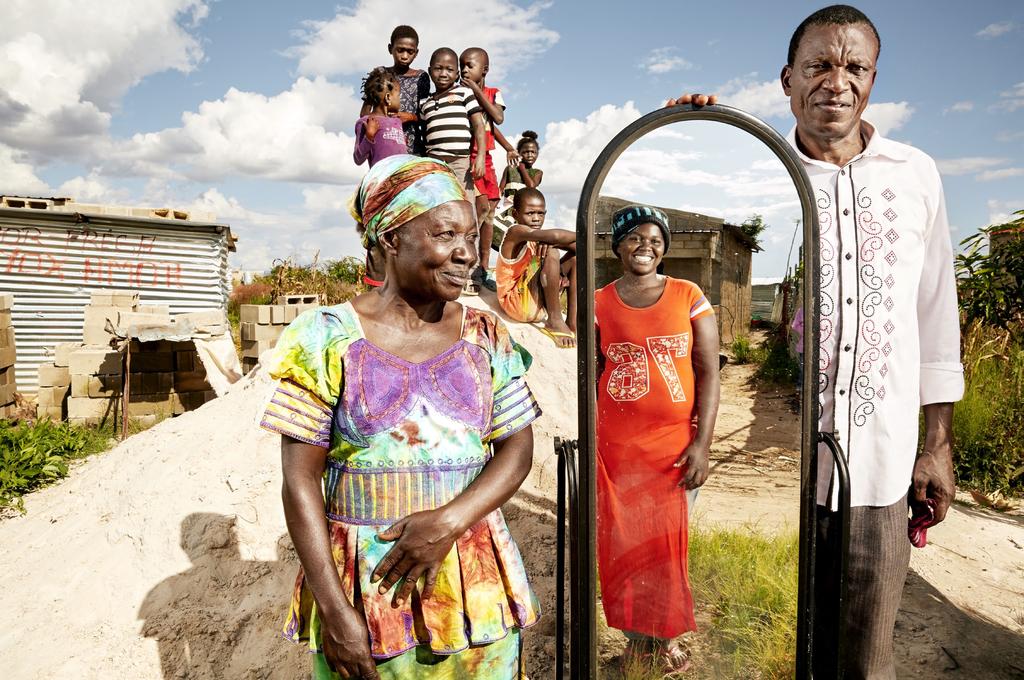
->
[[471, 151, 500, 200]]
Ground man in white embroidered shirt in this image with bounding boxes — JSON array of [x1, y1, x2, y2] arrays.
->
[[782, 5, 963, 679], [666, 4, 964, 678]]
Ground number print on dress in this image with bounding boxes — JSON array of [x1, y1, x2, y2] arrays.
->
[[646, 334, 690, 402], [605, 342, 649, 401]]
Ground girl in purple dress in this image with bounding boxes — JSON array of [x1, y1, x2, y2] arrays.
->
[[353, 68, 407, 169]]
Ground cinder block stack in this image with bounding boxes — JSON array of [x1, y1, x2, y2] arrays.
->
[[35, 346, 73, 421], [55, 290, 223, 427], [0, 293, 16, 418], [239, 295, 319, 374]]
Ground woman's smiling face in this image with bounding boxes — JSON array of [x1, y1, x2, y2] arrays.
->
[[616, 222, 666, 276], [386, 200, 478, 301]]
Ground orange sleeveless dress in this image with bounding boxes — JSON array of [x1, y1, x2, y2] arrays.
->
[[595, 277, 714, 638]]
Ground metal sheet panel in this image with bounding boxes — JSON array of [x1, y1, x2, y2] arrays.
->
[[0, 209, 232, 393]]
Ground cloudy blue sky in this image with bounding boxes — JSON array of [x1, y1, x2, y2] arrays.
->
[[2, 0, 1021, 278]]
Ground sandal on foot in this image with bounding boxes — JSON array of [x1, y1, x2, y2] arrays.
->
[[538, 327, 576, 348]]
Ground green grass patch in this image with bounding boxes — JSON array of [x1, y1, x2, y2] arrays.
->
[[688, 524, 798, 679], [729, 335, 763, 365], [0, 419, 115, 512]]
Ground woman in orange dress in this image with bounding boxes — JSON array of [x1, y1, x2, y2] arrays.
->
[[595, 204, 721, 673]]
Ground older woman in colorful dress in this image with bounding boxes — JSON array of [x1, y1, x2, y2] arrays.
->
[[259, 154, 542, 679]]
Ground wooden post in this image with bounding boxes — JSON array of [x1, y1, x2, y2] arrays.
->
[[121, 342, 131, 441]]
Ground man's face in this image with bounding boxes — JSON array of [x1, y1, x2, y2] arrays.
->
[[429, 53, 458, 90], [782, 22, 878, 146]]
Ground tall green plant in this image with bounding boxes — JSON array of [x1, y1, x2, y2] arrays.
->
[[956, 210, 1024, 329]]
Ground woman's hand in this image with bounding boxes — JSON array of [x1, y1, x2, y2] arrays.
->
[[372, 508, 464, 606], [395, 111, 417, 124], [674, 440, 710, 489], [320, 607, 380, 679]]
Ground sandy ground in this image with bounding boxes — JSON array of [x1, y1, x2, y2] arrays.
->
[[0, 301, 1021, 679]]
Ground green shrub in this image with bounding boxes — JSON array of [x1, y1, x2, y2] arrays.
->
[[730, 336, 761, 364], [754, 332, 799, 386], [952, 321, 1024, 495], [0, 419, 112, 512]]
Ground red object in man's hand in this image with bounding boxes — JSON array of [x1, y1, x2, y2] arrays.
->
[[908, 498, 937, 548]]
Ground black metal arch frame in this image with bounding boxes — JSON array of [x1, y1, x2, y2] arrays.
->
[[563, 103, 851, 679]]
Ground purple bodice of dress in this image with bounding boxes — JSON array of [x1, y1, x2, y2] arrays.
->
[[337, 338, 492, 441]]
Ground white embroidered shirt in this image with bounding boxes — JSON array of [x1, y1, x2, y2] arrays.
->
[[787, 124, 964, 509]]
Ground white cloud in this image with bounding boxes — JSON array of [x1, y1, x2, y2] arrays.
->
[[976, 21, 1016, 39], [977, 167, 1024, 182], [540, 102, 645, 194], [987, 199, 1023, 226], [115, 77, 364, 184], [0, 144, 49, 195], [935, 157, 1009, 176], [639, 48, 693, 75], [996, 130, 1024, 143], [55, 171, 132, 204], [289, 0, 558, 82], [944, 100, 974, 114], [0, 0, 208, 157], [992, 82, 1024, 112], [863, 102, 913, 136], [716, 76, 789, 119]]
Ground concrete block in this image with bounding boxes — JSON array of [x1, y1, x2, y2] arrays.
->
[[83, 306, 119, 345], [126, 393, 175, 417], [240, 305, 271, 324], [0, 293, 12, 311], [0, 383, 15, 406], [53, 342, 79, 367], [71, 374, 121, 399], [284, 305, 298, 322], [38, 363, 71, 388], [241, 339, 276, 357], [67, 396, 117, 421], [0, 344, 16, 369], [276, 294, 319, 305], [130, 371, 173, 395], [130, 351, 174, 373], [270, 305, 285, 324], [36, 385, 69, 408], [178, 310, 225, 328], [241, 322, 282, 342], [241, 357, 259, 374], [36, 405, 64, 421], [117, 310, 171, 328], [137, 304, 170, 315], [0, 326, 14, 350], [0, 366, 13, 386], [91, 290, 138, 308], [175, 350, 195, 373], [69, 348, 122, 376], [131, 340, 177, 353], [0, 310, 11, 329], [175, 371, 211, 393]]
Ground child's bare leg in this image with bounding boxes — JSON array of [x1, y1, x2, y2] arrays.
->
[[561, 255, 577, 332], [540, 247, 575, 347], [476, 194, 493, 271]]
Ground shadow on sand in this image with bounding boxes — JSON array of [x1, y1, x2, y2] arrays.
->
[[138, 513, 305, 679]]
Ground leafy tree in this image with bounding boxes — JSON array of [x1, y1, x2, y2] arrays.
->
[[956, 210, 1024, 329], [740, 214, 767, 248]]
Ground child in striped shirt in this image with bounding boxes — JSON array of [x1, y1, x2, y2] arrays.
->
[[418, 48, 486, 196]]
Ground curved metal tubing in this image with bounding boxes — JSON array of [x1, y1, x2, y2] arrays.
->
[[572, 103, 835, 678], [819, 431, 852, 678]]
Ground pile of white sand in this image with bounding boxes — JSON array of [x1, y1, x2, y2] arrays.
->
[[0, 293, 576, 679]]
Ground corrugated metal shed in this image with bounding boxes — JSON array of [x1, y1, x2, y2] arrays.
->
[[0, 205, 235, 393]]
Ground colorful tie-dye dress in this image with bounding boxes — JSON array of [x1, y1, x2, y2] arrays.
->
[[260, 302, 542, 679]]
